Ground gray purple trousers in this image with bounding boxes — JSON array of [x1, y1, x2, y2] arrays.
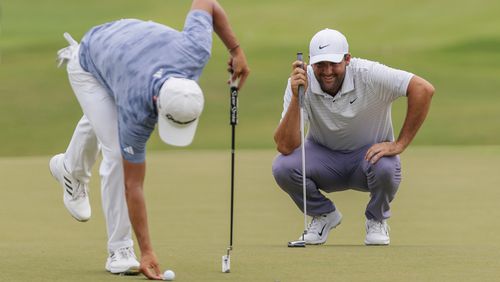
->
[[272, 139, 402, 221]]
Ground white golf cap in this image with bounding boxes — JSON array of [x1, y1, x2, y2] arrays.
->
[[309, 29, 349, 64], [157, 77, 204, 147]]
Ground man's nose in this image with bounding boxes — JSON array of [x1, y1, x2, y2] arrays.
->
[[321, 64, 334, 75]]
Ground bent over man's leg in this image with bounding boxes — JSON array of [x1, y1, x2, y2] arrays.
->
[[66, 46, 133, 252], [64, 116, 100, 185]]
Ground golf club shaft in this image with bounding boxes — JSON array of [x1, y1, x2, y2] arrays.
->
[[230, 125, 235, 248], [297, 52, 307, 238], [229, 80, 239, 250]]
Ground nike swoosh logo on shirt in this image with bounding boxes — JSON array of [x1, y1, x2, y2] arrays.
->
[[350, 98, 357, 104]]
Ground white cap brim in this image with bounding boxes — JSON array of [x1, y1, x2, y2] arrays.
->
[[158, 115, 199, 147], [310, 53, 344, 65]]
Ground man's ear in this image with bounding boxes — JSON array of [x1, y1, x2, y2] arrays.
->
[[344, 53, 351, 65]]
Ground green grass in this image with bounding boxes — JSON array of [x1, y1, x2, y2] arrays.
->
[[1, 147, 500, 281], [0, 0, 499, 157]]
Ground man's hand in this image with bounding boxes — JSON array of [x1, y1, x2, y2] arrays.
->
[[227, 46, 250, 89], [290, 60, 308, 98], [365, 141, 404, 164], [140, 251, 163, 280]]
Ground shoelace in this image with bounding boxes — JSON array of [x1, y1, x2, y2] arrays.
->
[[72, 182, 88, 200], [111, 247, 135, 261], [307, 215, 327, 233], [367, 220, 389, 234]]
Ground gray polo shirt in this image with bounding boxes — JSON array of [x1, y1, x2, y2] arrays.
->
[[280, 58, 413, 151]]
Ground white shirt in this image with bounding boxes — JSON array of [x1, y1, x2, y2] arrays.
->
[[280, 58, 413, 151]]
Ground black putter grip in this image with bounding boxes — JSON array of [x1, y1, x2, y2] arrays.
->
[[297, 52, 305, 107], [230, 84, 238, 126]]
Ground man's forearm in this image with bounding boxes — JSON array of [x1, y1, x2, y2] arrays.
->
[[397, 75, 435, 150], [211, 1, 239, 51], [274, 96, 302, 155], [192, 0, 238, 50], [126, 184, 153, 253], [123, 159, 153, 254]]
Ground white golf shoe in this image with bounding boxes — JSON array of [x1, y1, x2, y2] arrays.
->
[[49, 153, 91, 222], [105, 247, 140, 274], [364, 219, 390, 245], [300, 209, 343, 245]]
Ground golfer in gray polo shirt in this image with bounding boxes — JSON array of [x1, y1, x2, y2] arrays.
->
[[272, 29, 434, 245]]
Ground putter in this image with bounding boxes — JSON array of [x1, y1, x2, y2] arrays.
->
[[288, 52, 308, 248], [222, 76, 240, 273]]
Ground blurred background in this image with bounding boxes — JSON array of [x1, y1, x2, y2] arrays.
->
[[1, 0, 499, 157]]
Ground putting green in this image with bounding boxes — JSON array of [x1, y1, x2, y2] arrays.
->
[[1, 147, 499, 281]]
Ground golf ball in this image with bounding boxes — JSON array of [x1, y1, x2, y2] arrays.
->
[[163, 269, 175, 281]]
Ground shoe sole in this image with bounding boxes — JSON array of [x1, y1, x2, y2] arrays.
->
[[364, 240, 390, 246], [67, 209, 90, 222], [48, 154, 62, 181], [106, 265, 140, 275], [49, 154, 90, 222], [109, 268, 140, 275]]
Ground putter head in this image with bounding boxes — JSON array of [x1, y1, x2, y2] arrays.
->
[[222, 254, 231, 273], [287, 240, 306, 248]]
